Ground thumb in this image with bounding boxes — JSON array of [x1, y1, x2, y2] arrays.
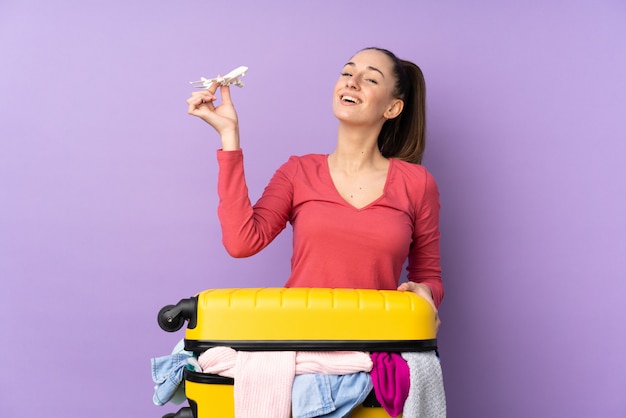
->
[[220, 84, 233, 105], [397, 281, 415, 291]]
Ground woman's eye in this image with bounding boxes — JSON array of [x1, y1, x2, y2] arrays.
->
[[341, 72, 352, 77], [366, 79, 378, 84]]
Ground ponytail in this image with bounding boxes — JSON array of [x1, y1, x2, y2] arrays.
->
[[364, 48, 427, 164]]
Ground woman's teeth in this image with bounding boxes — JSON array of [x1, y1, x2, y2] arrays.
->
[[342, 95, 360, 104]]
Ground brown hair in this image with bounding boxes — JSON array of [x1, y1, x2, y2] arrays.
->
[[363, 47, 427, 164]]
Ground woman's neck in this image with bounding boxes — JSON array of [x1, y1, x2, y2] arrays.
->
[[331, 124, 387, 173]]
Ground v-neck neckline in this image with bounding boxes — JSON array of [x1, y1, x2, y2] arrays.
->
[[324, 154, 392, 211]]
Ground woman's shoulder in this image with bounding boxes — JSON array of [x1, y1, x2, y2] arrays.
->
[[389, 158, 439, 201], [390, 158, 435, 181], [279, 153, 327, 171], [388, 159, 439, 212], [288, 153, 327, 164], [272, 154, 328, 181]]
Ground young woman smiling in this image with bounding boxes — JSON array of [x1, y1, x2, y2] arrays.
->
[[186, 47, 442, 319]]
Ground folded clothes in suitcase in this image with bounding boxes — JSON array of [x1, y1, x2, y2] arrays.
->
[[157, 288, 437, 418]]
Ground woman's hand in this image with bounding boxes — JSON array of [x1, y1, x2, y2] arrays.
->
[[187, 81, 240, 150], [397, 281, 441, 332]]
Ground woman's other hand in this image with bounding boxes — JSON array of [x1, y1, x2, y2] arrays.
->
[[397, 281, 441, 332]]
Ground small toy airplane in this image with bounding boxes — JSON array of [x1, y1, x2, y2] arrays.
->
[[190, 65, 248, 89]]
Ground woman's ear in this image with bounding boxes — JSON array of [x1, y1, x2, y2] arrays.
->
[[384, 99, 404, 120]]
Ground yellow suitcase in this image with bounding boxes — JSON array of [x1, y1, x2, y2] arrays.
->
[[157, 288, 437, 418]]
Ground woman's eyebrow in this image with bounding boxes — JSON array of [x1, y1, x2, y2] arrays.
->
[[344, 62, 385, 78]]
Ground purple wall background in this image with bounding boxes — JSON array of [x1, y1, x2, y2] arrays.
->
[[1, 1, 625, 417]]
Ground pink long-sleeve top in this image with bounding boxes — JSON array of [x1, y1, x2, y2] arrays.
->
[[217, 149, 444, 308]]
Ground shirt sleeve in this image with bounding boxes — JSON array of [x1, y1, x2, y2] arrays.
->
[[406, 170, 444, 308], [216, 149, 295, 257]]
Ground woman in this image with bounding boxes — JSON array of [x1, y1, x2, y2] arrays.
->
[[186, 47, 442, 319], [187, 47, 446, 417]]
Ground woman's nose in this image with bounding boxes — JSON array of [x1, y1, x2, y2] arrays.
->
[[346, 76, 359, 89]]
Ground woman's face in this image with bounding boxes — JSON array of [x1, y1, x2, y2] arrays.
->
[[332, 49, 403, 126]]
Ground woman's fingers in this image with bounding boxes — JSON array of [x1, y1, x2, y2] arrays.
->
[[186, 82, 239, 136], [187, 91, 216, 114], [187, 95, 206, 115]]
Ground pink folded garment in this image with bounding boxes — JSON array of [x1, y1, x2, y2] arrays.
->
[[198, 348, 373, 376], [197, 348, 373, 418], [370, 352, 410, 417], [235, 351, 295, 418], [296, 351, 373, 374], [197, 346, 237, 378]]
